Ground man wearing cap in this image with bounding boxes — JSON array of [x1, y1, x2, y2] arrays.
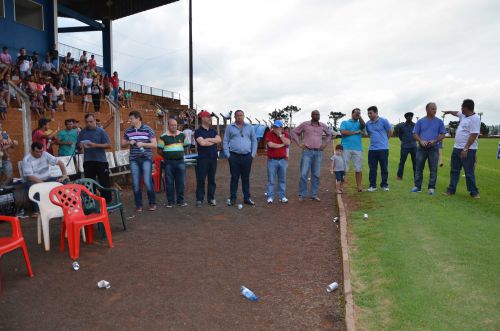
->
[[340, 108, 365, 192], [292, 110, 332, 201], [396, 112, 417, 180], [411, 102, 446, 195], [223, 110, 257, 206], [195, 111, 221, 207], [265, 120, 291, 204]]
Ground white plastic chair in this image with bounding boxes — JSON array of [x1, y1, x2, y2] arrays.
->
[[28, 182, 86, 251]]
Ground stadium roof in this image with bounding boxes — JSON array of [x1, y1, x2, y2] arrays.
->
[[58, 0, 179, 21]]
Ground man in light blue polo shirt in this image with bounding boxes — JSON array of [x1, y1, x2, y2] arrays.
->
[[411, 102, 446, 195], [223, 110, 257, 206], [340, 108, 365, 192], [365, 106, 392, 191]]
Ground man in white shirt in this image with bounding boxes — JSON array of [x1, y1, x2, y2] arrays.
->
[[442, 99, 480, 198], [182, 125, 194, 155]]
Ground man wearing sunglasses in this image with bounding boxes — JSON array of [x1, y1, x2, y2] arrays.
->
[[223, 110, 257, 206]]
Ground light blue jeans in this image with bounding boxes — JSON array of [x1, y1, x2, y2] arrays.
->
[[267, 158, 287, 199], [299, 149, 323, 198], [130, 158, 156, 208]]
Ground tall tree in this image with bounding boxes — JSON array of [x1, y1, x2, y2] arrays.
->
[[329, 111, 346, 130], [269, 105, 301, 127]]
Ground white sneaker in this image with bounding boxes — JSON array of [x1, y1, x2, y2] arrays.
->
[[382, 187, 390, 192], [366, 187, 377, 192], [279, 197, 289, 203], [267, 198, 273, 204], [428, 189, 435, 195]]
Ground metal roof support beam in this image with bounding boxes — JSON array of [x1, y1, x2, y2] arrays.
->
[[102, 19, 113, 75], [58, 4, 104, 29], [58, 26, 103, 33]]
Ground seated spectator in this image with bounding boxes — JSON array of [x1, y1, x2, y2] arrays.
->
[[30, 93, 44, 119], [0, 46, 12, 77], [88, 54, 97, 70], [16, 48, 32, 80], [0, 123, 18, 185], [32, 118, 59, 152], [124, 89, 132, 108], [41, 55, 57, 77], [54, 81, 66, 112], [79, 51, 88, 64], [22, 142, 68, 217]]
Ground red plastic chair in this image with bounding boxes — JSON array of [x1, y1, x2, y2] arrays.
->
[[49, 184, 113, 260], [0, 216, 34, 290]]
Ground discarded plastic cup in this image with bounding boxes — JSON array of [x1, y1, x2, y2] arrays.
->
[[97, 280, 111, 289], [240, 285, 258, 301], [326, 282, 339, 292], [238, 204, 243, 210], [72, 261, 80, 271], [333, 217, 339, 223], [363, 213, 368, 219]]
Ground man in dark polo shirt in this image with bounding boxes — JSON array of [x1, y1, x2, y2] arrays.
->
[[194, 111, 221, 207], [77, 113, 112, 201], [396, 112, 417, 180], [265, 120, 291, 204], [158, 118, 189, 208]]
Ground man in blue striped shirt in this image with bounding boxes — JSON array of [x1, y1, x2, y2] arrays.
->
[[223, 110, 257, 206], [121, 111, 157, 212]]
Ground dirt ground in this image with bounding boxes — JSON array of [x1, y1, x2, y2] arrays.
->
[[0, 145, 344, 330]]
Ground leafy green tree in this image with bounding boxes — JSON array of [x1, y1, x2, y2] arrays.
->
[[480, 122, 489, 135]]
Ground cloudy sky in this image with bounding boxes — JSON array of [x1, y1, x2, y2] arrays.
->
[[59, 0, 500, 125]]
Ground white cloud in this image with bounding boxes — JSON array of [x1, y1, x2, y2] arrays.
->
[[59, 0, 500, 125]]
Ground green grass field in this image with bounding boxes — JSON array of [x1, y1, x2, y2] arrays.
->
[[347, 138, 500, 331]]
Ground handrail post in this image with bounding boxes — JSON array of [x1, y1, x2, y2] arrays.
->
[[8, 82, 31, 155], [105, 96, 121, 151]]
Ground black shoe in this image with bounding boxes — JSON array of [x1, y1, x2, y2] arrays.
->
[[244, 199, 255, 206], [226, 198, 236, 206]]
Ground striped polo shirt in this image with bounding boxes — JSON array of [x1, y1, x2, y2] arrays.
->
[[123, 124, 155, 160], [158, 131, 187, 160]]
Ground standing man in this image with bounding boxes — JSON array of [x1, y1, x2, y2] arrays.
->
[[55, 119, 78, 156], [365, 106, 392, 192], [443, 99, 481, 198], [411, 103, 446, 194], [195, 111, 221, 207], [265, 120, 291, 204], [0, 124, 17, 185], [158, 118, 188, 208], [77, 113, 112, 201], [293, 110, 332, 201], [340, 108, 365, 192], [122, 111, 157, 212], [223, 110, 257, 206], [396, 112, 417, 180], [110, 71, 119, 102]]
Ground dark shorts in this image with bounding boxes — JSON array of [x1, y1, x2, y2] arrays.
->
[[335, 171, 345, 182], [0, 107, 6, 113]]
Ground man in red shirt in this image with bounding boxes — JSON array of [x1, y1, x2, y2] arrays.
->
[[32, 118, 59, 153], [265, 120, 291, 203], [110, 71, 119, 102]]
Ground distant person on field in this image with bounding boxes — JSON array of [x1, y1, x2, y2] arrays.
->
[[340, 108, 365, 192], [292, 110, 332, 201], [396, 112, 417, 180], [443, 99, 481, 198], [411, 103, 446, 195], [330, 144, 347, 194], [365, 106, 392, 192], [265, 119, 291, 204]]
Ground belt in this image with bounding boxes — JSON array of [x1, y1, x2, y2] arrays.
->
[[269, 157, 285, 160], [306, 148, 321, 151], [230, 151, 250, 156]]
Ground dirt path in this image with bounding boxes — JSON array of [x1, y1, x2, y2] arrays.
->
[[0, 145, 344, 330]]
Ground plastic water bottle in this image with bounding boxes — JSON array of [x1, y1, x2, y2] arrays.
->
[[72, 261, 80, 271], [240, 286, 259, 301]]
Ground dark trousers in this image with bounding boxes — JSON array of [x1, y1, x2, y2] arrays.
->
[[164, 159, 185, 204], [414, 146, 439, 189], [83, 161, 111, 202], [368, 149, 389, 188], [447, 148, 479, 196], [228, 152, 252, 201], [397, 146, 416, 179], [92, 94, 100, 112], [196, 158, 217, 202]]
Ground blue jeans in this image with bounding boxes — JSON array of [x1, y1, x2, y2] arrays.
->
[[299, 149, 322, 198], [397, 146, 416, 179], [196, 158, 217, 202], [267, 158, 287, 199], [228, 152, 253, 200], [164, 159, 186, 204], [69, 75, 79, 94], [130, 158, 156, 208], [112, 87, 119, 101], [368, 149, 389, 188], [447, 148, 479, 196], [414, 146, 439, 189]]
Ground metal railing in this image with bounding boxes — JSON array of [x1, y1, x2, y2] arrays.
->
[[8, 81, 31, 155], [58, 42, 104, 67]]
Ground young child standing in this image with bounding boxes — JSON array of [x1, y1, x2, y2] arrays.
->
[[330, 144, 347, 194]]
